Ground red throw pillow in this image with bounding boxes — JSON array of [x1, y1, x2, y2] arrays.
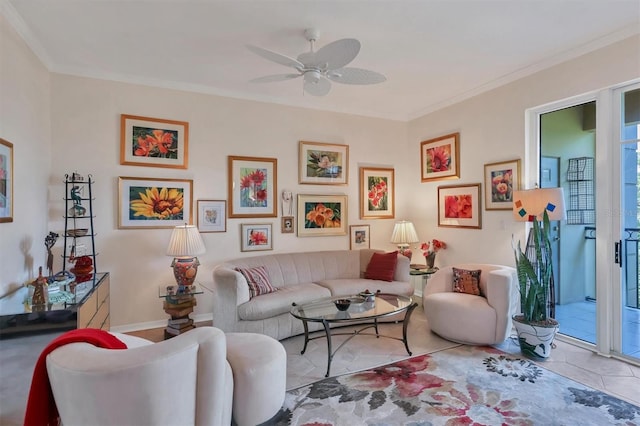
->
[[452, 267, 482, 296], [364, 251, 398, 282]]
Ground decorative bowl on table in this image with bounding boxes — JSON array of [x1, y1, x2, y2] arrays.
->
[[67, 228, 89, 237], [334, 299, 351, 311], [359, 290, 376, 303]]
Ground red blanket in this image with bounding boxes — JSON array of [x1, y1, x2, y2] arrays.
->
[[24, 328, 127, 426]]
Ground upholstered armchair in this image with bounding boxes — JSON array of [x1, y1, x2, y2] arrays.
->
[[423, 264, 518, 345], [46, 327, 286, 426]]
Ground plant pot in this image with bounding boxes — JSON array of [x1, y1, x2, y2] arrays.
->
[[512, 314, 559, 361]]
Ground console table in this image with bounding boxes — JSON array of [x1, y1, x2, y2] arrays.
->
[[0, 272, 110, 337]]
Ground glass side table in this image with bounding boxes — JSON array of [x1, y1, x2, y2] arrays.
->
[[158, 284, 203, 339], [409, 267, 438, 296]]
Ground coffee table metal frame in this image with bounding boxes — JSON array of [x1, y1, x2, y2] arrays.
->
[[290, 293, 418, 377]]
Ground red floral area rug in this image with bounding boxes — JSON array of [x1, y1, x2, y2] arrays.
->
[[265, 345, 640, 426]]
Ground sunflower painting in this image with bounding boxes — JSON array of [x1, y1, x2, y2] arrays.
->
[[119, 177, 193, 228], [420, 133, 460, 182]]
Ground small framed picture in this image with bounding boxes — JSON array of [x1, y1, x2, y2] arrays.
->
[[438, 183, 482, 229], [228, 155, 277, 218], [0, 138, 14, 223], [349, 225, 370, 250], [240, 223, 273, 252], [197, 200, 226, 233], [360, 167, 395, 219], [120, 114, 189, 169], [118, 176, 193, 229], [484, 159, 521, 210], [281, 216, 294, 234], [421, 133, 460, 182], [299, 141, 349, 185], [297, 194, 348, 237]]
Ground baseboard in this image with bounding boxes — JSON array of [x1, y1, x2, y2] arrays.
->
[[110, 312, 213, 333]]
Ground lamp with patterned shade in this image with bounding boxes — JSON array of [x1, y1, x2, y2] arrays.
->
[[166, 224, 206, 289], [390, 220, 419, 259]]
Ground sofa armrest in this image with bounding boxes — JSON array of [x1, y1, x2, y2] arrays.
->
[[394, 254, 410, 282], [483, 268, 517, 341], [211, 267, 251, 332]]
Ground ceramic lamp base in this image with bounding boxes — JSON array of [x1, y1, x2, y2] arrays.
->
[[171, 257, 200, 288], [398, 247, 413, 259]]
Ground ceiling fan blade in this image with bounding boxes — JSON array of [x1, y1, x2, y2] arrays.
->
[[246, 44, 304, 70], [304, 76, 332, 96], [249, 74, 301, 83], [326, 67, 387, 85], [313, 38, 360, 69]]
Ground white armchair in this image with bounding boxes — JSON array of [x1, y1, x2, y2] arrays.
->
[[423, 264, 518, 345], [46, 327, 286, 426]]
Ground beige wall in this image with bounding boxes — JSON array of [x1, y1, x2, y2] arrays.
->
[[406, 35, 639, 271], [0, 15, 51, 296]]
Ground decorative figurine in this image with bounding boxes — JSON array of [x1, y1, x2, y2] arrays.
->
[[31, 266, 47, 311], [45, 232, 59, 278]]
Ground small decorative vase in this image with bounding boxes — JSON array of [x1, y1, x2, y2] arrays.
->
[[425, 252, 436, 269]]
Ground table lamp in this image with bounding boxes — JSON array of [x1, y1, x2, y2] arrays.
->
[[166, 224, 206, 289], [390, 220, 419, 259]]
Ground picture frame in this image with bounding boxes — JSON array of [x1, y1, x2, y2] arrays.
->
[[349, 225, 370, 250], [281, 216, 294, 234], [0, 138, 14, 223], [120, 114, 189, 169], [240, 223, 273, 252], [437, 183, 482, 229], [484, 159, 521, 210], [297, 194, 348, 237], [299, 141, 349, 185], [118, 176, 193, 229], [197, 199, 227, 233], [228, 156, 277, 218], [360, 167, 395, 219], [420, 132, 460, 182]]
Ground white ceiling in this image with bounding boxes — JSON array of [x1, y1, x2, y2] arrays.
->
[[3, 0, 639, 121]]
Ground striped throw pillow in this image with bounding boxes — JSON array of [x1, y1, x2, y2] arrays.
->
[[235, 266, 276, 299]]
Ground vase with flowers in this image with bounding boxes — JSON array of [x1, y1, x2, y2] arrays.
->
[[420, 239, 446, 269]]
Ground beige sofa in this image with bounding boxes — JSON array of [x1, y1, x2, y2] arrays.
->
[[211, 249, 412, 340]]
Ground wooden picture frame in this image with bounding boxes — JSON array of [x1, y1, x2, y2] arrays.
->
[[484, 159, 521, 210], [240, 223, 273, 252], [437, 183, 482, 229], [299, 141, 349, 185], [349, 225, 370, 250], [281, 216, 294, 234], [118, 176, 193, 229], [120, 114, 189, 169], [420, 132, 460, 182], [0, 138, 14, 223], [360, 167, 395, 219], [228, 156, 277, 218], [197, 199, 227, 233], [297, 194, 347, 237]]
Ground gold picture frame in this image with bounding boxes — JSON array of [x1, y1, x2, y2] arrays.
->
[[0, 138, 14, 223], [228, 156, 278, 218], [420, 133, 460, 182], [437, 183, 482, 229], [299, 141, 349, 185], [297, 194, 348, 237], [360, 167, 395, 219], [484, 159, 521, 210]]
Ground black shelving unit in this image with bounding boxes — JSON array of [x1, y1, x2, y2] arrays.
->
[[62, 173, 97, 273]]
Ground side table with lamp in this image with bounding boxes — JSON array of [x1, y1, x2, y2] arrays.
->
[[390, 220, 419, 259], [162, 224, 206, 339]]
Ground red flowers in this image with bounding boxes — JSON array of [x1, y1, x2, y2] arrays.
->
[[249, 230, 267, 245], [427, 146, 451, 172], [444, 194, 472, 218], [421, 239, 447, 256], [368, 178, 388, 209], [134, 130, 175, 157]]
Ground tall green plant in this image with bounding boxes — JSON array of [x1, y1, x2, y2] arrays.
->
[[512, 210, 554, 324]]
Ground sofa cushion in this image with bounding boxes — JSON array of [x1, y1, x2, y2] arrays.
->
[[364, 251, 398, 282], [315, 278, 415, 298], [452, 267, 482, 296], [236, 266, 276, 299], [238, 283, 331, 321]]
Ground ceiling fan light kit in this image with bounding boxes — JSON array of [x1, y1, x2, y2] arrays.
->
[[247, 28, 386, 96]]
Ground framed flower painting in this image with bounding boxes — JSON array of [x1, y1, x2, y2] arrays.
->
[[349, 225, 370, 250], [299, 141, 349, 185], [0, 138, 13, 223], [420, 133, 460, 182], [297, 194, 347, 237], [120, 114, 189, 169], [196, 199, 226, 233], [484, 159, 521, 210], [118, 177, 193, 229], [360, 167, 395, 219], [240, 223, 273, 252], [437, 183, 482, 229], [228, 156, 277, 218]]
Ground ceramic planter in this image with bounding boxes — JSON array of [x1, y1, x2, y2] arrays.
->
[[512, 315, 559, 360]]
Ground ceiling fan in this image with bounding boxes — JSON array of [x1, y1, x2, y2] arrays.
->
[[247, 28, 386, 96]]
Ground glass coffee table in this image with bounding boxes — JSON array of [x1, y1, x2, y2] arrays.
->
[[290, 293, 418, 377]]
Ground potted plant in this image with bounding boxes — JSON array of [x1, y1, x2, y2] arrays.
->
[[512, 210, 558, 360]]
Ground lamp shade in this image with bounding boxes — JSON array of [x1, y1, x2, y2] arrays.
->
[[166, 224, 206, 257], [513, 187, 566, 222], [390, 221, 420, 244]]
